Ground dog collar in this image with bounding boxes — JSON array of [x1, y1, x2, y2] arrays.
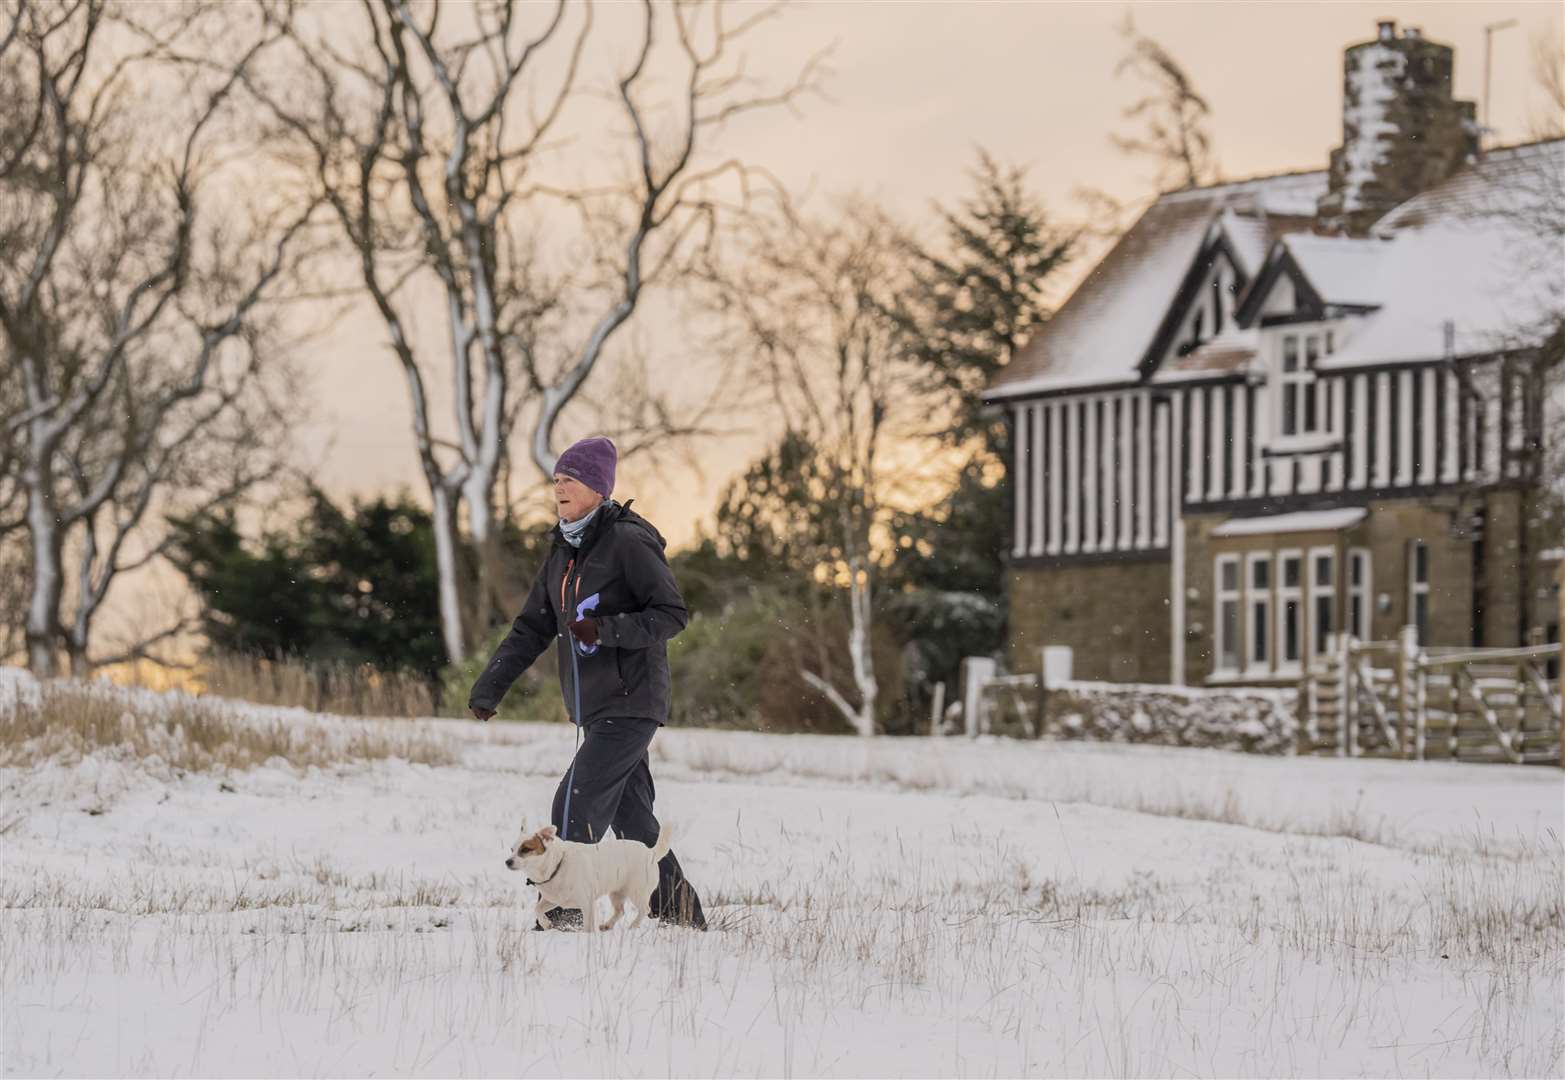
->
[[526, 854, 563, 887]]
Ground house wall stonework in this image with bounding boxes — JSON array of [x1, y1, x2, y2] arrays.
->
[[1355, 497, 1475, 648], [1176, 495, 1525, 686], [1010, 491, 1542, 688], [1007, 559, 1170, 683]]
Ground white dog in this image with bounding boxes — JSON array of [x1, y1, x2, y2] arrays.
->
[[506, 821, 672, 931]]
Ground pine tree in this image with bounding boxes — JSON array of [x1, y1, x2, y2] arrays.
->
[[902, 152, 1074, 443], [887, 153, 1075, 714]]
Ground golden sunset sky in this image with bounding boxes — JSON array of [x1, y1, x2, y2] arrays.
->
[[284, 1, 1560, 548]]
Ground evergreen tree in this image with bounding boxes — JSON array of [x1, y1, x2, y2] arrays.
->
[[168, 490, 445, 680], [902, 151, 1074, 443], [887, 153, 1075, 708]]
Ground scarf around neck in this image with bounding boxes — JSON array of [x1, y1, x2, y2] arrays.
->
[[559, 503, 603, 548]]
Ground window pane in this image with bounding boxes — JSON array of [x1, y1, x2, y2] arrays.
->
[[1220, 600, 1239, 669], [1252, 602, 1268, 663], [1314, 554, 1333, 588], [1415, 593, 1429, 644], [1306, 336, 1320, 364], [1220, 560, 1238, 592], [1304, 382, 1318, 431], [1414, 543, 1428, 583], [1252, 559, 1270, 589], [1350, 552, 1363, 587], [1315, 595, 1332, 654], [1283, 385, 1297, 435], [1283, 556, 1301, 589], [1284, 599, 1301, 661], [1283, 336, 1299, 371], [1350, 595, 1363, 639], [1325, 330, 1335, 355]]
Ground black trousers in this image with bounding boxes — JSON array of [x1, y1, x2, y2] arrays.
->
[[549, 717, 705, 928]]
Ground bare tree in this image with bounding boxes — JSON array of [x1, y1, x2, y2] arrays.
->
[[248, 0, 820, 663], [0, 0, 317, 676], [707, 202, 924, 736], [1112, 16, 1218, 191]]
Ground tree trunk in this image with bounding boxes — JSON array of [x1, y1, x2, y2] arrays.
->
[[462, 467, 500, 639], [429, 484, 465, 664], [23, 447, 61, 678], [846, 556, 878, 736]]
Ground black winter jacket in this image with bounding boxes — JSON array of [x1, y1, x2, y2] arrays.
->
[[467, 501, 688, 725]]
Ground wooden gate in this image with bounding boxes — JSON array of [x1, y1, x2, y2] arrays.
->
[[1300, 629, 1562, 764]]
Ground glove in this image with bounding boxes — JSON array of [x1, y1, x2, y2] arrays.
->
[[568, 617, 600, 647], [470, 705, 495, 722]]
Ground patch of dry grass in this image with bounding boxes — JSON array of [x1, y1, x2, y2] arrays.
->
[[0, 679, 457, 773], [188, 653, 438, 718]]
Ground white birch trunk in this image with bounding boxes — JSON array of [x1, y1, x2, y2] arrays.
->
[[429, 484, 465, 664]]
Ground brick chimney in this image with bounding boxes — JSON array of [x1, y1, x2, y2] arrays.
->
[[1316, 20, 1478, 235]]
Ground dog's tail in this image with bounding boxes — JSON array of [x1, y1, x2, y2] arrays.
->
[[649, 821, 674, 862]]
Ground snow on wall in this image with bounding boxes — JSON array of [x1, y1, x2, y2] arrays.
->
[[1044, 679, 1298, 755]]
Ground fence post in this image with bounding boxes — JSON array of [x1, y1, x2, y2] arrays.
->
[[1558, 560, 1564, 769], [1338, 633, 1355, 758], [929, 681, 946, 738], [1397, 625, 1419, 760], [1038, 646, 1073, 740], [1414, 643, 1427, 762], [960, 657, 996, 739]]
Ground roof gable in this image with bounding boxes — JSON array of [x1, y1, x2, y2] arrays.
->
[[985, 170, 1328, 400]]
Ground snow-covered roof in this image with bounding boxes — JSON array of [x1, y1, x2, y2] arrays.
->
[[1321, 140, 1565, 369], [986, 170, 1327, 400], [984, 140, 1563, 402], [1320, 140, 1565, 367], [1216, 208, 1270, 275], [1212, 507, 1367, 537], [1280, 235, 1388, 308], [1161, 327, 1259, 376]]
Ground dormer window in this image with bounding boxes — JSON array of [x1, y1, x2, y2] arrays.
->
[[1278, 330, 1333, 437]]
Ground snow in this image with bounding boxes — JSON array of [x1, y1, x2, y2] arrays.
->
[[1282, 235, 1389, 307], [1322, 141, 1565, 369], [1212, 507, 1367, 537], [1339, 43, 1405, 214], [3, 669, 1562, 1077], [989, 172, 1327, 400], [1214, 208, 1268, 274]]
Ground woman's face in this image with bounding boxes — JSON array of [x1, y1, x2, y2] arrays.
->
[[553, 473, 603, 523]]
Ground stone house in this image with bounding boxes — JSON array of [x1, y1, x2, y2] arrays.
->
[[984, 21, 1562, 687]]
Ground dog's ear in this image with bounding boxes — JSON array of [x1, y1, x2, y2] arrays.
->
[[539, 824, 558, 840]]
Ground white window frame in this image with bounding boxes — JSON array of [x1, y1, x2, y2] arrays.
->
[[1214, 554, 1242, 675], [1279, 334, 1314, 437], [1307, 546, 1336, 663], [1245, 552, 1273, 675], [1272, 328, 1337, 451], [1277, 548, 1305, 673], [1408, 540, 1430, 644], [1347, 547, 1372, 642]]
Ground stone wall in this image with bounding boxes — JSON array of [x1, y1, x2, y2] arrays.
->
[[1043, 680, 1297, 756], [1007, 556, 1171, 684]]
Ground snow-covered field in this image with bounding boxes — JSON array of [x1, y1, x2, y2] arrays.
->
[[2, 669, 1562, 1078]]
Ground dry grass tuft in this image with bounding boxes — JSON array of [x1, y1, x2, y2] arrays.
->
[[0, 679, 457, 773], [188, 653, 437, 718]]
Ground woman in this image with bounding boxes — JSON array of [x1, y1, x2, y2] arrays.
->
[[468, 436, 706, 929]]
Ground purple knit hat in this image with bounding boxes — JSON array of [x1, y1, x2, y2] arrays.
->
[[554, 436, 617, 498]]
